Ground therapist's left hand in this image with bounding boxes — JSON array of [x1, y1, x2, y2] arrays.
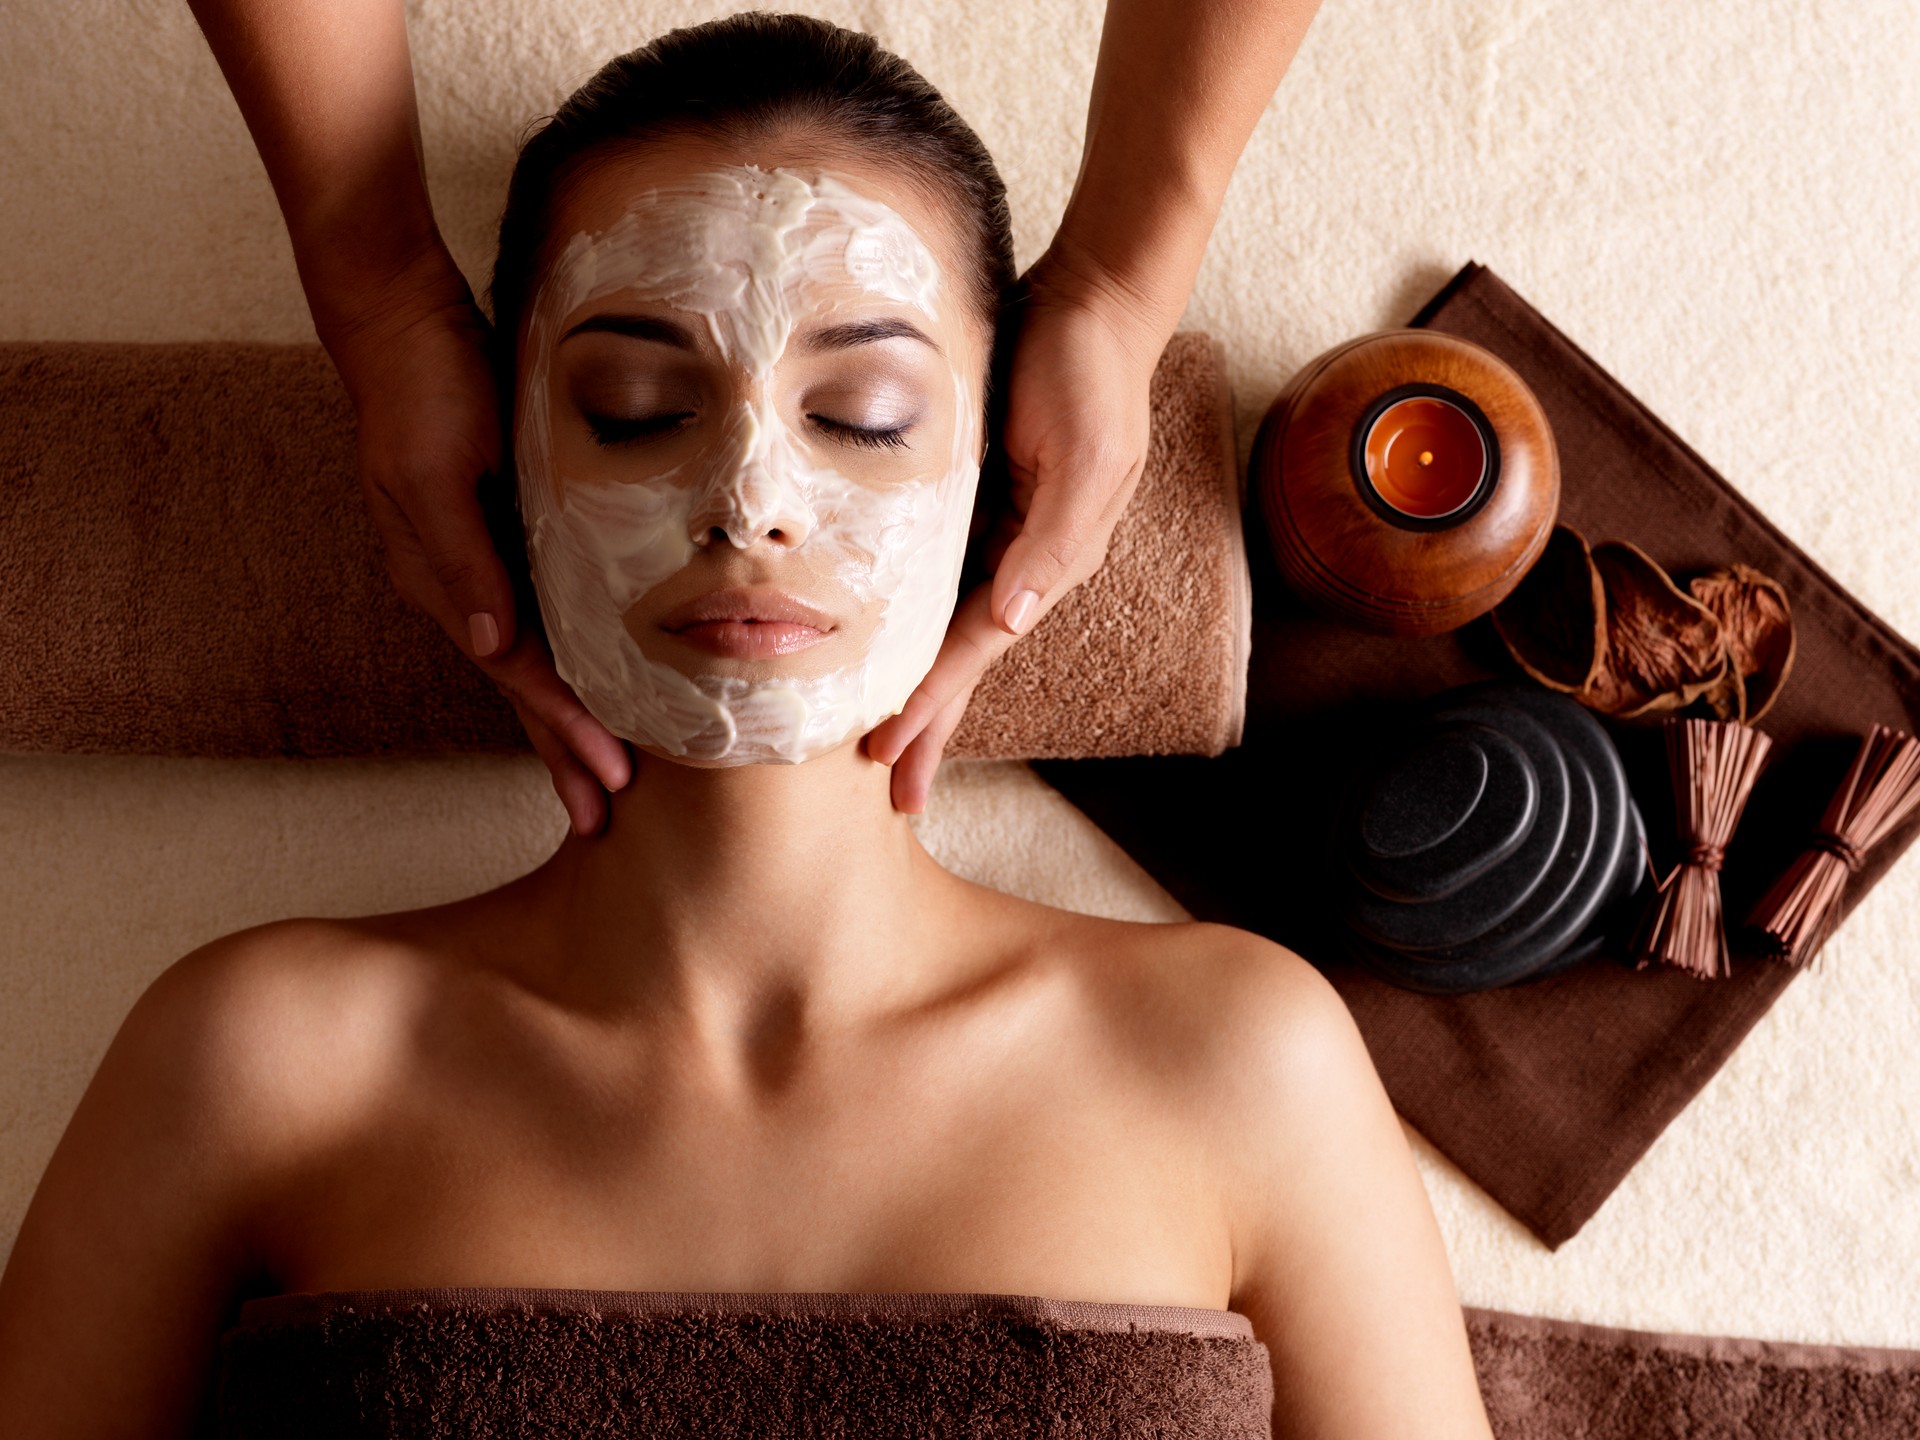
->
[[864, 249, 1165, 813]]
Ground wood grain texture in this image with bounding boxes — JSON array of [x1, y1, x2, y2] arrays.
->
[[1253, 330, 1559, 636]]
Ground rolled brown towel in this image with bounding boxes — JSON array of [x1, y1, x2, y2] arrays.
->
[[213, 1287, 1274, 1438], [0, 334, 1247, 763]]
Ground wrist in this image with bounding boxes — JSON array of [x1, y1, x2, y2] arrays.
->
[[1025, 233, 1190, 367], [308, 241, 481, 395]]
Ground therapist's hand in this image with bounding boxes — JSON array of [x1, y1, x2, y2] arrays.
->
[[329, 266, 631, 835], [864, 249, 1163, 813]]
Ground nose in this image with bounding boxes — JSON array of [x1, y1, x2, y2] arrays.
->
[[686, 413, 816, 550], [687, 464, 815, 549]]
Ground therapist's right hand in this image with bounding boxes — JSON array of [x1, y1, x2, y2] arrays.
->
[[327, 266, 631, 835]]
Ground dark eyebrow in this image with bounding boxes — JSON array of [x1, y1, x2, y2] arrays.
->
[[559, 314, 699, 349], [798, 317, 942, 356]]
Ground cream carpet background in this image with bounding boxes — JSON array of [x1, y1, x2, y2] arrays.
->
[[5, 0, 1918, 1349]]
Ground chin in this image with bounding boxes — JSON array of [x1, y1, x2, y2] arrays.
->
[[584, 663, 905, 767], [630, 733, 870, 771]]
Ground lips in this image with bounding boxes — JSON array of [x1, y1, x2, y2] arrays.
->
[[659, 585, 837, 659]]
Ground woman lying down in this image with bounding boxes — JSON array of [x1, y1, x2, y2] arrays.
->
[[0, 14, 1494, 1438]]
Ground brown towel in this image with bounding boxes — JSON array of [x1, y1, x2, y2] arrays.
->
[[1039, 262, 1920, 1249], [212, 1287, 1920, 1437], [0, 334, 1246, 762], [1465, 1307, 1920, 1439], [211, 1288, 1272, 1438], [952, 332, 1251, 759]]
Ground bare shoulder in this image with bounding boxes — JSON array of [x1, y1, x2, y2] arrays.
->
[[8, 912, 427, 1262], [1051, 914, 1492, 1436], [1046, 911, 1354, 1112], [1032, 910, 1368, 1179], [1129, 920, 1492, 1437], [0, 916, 427, 1435], [124, 915, 425, 1135]]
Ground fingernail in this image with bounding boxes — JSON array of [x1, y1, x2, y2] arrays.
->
[[468, 612, 500, 658], [1004, 589, 1040, 636]]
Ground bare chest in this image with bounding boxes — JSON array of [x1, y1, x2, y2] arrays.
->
[[260, 994, 1233, 1309]]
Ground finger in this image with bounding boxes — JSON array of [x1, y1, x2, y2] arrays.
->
[[991, 445, 1141, 635], [866, 581, 1013, 767], [381, 515, 632, 797], [390, 472, 521, 662], [483, 640, 633, 794], [510, 693, 611, 837], [888, 678, 978, 815], [360, 480, 501, 647]]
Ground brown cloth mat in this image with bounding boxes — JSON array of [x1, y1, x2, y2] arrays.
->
[[1040, 262, 1920, 1248], [0, 333, 1247, 762], [1465, 1306, 1920, 1438]]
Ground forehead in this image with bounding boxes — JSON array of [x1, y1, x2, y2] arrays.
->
[[535, 135, 969, 327]]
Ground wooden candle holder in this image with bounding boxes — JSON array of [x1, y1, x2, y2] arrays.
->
[[1252, 330, 1560, 637]]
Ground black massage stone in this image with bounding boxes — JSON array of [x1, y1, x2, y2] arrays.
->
[[1343, 707, 1570, 953], [1414, 687, 1641, 969], [1351, 723, 1537, 903], [1330, 679, 1649, 995]]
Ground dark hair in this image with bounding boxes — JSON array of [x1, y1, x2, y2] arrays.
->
[[486, 11, 1016, 383]]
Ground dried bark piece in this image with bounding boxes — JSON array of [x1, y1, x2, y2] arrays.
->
[[1581, 540, 1728, 719], [1688, 563, 1795, 724], [1491, 524, 1606, 692]]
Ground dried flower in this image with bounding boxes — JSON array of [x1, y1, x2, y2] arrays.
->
[[1687, 563, 1796, 724]]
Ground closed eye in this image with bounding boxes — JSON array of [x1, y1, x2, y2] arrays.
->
[[584, 411, 693, 446], [809, 414, 912, 451]]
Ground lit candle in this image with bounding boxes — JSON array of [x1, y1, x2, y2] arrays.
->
[[1361, 394, 1487, 520]]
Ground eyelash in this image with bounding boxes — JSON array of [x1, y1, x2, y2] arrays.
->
[[808, 414, 912, 451], [584, 412, 911, 451], [584, 412, 693, 446]]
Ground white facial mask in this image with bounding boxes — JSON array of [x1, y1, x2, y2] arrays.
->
[[515, 166, 982, 764]]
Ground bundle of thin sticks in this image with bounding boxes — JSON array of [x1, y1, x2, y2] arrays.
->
[[1630, 717, 1773, 979], [1744, 723, 1920, 970]]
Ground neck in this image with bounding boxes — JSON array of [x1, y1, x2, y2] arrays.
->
[[519, 736, 950, 1052]]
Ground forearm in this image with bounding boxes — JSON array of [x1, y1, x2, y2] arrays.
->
[[185, 0, 464, 358], [1049, 0, 1324, 339]]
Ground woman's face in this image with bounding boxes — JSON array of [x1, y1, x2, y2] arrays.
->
[[512, 136, 991, 766]]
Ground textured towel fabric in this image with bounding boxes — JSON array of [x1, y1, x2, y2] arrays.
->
[[208, 1287, 1920, 1438], [210, 1289, 1274, 1439], [0, 333, 1246, 763], [1463, 1307, 1920, 1439], [1039, 262, 1920, 1249], [950, 332, 1251, 760]]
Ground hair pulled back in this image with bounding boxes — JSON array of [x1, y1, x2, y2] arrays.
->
[[486, 11, 1016, 384]]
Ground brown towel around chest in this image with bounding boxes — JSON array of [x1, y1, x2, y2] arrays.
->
[[211, 1288, 1273, 1439], [0, 333, 1247, 763]]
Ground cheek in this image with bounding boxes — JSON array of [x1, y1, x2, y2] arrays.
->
[[533, 467, 700, 618], [828, 405, 981, 621]]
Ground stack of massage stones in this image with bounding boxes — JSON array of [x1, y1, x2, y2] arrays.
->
[[1331, 679, 1649, 993]]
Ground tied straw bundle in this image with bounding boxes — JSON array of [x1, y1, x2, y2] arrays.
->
[[1629, 718, 1772, 979], [1744, 723, 1920, 970]]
